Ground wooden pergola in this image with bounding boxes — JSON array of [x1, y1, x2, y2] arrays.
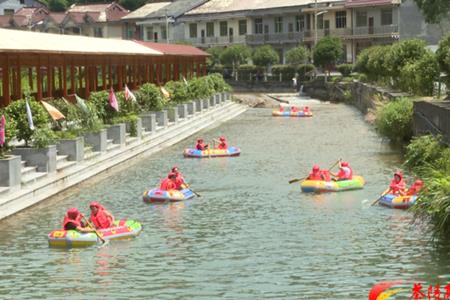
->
[[0, 29, 208, 107]]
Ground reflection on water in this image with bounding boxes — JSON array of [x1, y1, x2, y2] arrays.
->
[[0, 101, 449, 299]]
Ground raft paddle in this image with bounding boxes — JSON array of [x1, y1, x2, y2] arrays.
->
[[371, 189, 390, 206], [289, 159, 341, 184], [81, 214, 107, 245], [183, 183, 201, 197]]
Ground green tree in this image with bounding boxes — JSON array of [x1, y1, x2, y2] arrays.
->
[[375, 97, 414, 143], [252, 45, 279, 69], [286, 46, 309, 65], [206, 47, 224, 69], [313, 36, 343, 79], [436, 33, 450, 82], [220, 45, 251, 80], [385, 39, 427, 81], [47, 0, 68, 11], [118, 0, 147, 11], [413, 0, 450, 24]]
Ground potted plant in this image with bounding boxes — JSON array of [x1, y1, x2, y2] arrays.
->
[[6, 97, 57, 173], [0, 110, 21, 188], [136, 83, 168, 129]]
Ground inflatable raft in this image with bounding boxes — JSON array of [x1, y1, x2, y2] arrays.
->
[[272, 111, 313, 117], [378, 194, 417, 209], [48, 219, 142, 248], [184, 147, 240, 158], [143, 188, 195, 203], [300, 176, 365, 193]]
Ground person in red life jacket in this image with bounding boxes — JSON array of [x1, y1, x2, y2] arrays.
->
[[331, 161, 353, 181], [279, 105, 284, 112], [63, 208, 93, 232], [217, 136, 228, 149], [196, 138, 209, 150], [319, 169, 332, 181], [160, 173, 177, 191], [406, 179, 424, 196], [307, 165, 322, 180], [171, 166, 186, 190], [89, 202, 115, 229], [387, 171, 406, 195], [303, 106, 310, 113], [291, 106, 300, 113]]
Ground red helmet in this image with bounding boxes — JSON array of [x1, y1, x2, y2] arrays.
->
[[171, 166, 178, 172], [168, 172, 177, 179], [394, 171, 403, 177], [197, 138, 203, 143], [312, 164, 320, 171], [341, 161, 349, 167], [219, 136, 226, 141], [304, 106, 309, 109], [67, 207, 80, 220], [89, 201, 100, 209]]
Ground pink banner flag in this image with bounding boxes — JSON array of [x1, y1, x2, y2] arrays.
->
[[109, 87, 119, 112], [124, 84, 136, 102], [0, 115, 5, 147]]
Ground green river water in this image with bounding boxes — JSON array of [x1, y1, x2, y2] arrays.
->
[[1, 99, 449, 299]]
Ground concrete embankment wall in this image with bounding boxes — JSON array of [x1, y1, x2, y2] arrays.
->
[[0, 99, 248, 220], [304, 79, 450, 143], [413, 101, 450, 146], [226, 80, 294, 93]]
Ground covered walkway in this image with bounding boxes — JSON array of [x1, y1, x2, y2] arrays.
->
[[0, 29, 208, 107]]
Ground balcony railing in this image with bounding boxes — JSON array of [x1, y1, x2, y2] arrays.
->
[[246, 32, 303, 44], [352, 25, 399, 37], [185, 25, 399, 46]]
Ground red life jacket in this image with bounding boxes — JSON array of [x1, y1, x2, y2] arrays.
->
[[291, 107, 299, 113], [174, 173, 185, 190], [308, 171, 322, 181], [320, 170, 332, 181], [337, 166, 353, 180], [218, 142, 228, 149], [196, 142, 206, 150], [389, 178, 406, 194], [407, 183, 422, 196], [160, 178, 176, 190], [90, 208, 112, 229], [62, 214, 82, 230]]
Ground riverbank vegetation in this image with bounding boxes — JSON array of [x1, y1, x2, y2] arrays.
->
[[0, 74, 231, 154]]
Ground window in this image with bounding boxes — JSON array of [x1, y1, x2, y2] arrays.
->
[[317, 14, 324, 29], [20, 0, 25, 4], [94, 27, 103, 37], [189, 23, 197, 38], [296, 15, 305, 32], [356, 11, 367, 27], [206, 22, 214, 37], [335, 11, 346, 28], [288, 23, 293, 32], [274, 17, 283, 33], [146, 26, 153, 40], [3, 9, 14, 15], [161, 25, 167, 40], [220, 21, 227, 36], [381, 9, 393, 25], [254, 18, 263, 34], [238, 20, 247, 35]]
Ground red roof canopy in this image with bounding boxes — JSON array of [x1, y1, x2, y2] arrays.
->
[[135, 41, 209, 57]]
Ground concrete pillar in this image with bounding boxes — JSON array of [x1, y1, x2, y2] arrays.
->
[[107, 123, 126, 145], [209, 95, 215, 107], [155, 110, 168, 128], [202, 98, 210, 110], [12, 145, 57, 173], [177, 103, 188, 119], [0, 155, 21, 188], [167, 107, 179, 123], [56, 137, 84, 162], [195, 99, 203, 112], [140, 113, 157, 132], [84, 129, 107, 152], [187, 101, 196, 116]]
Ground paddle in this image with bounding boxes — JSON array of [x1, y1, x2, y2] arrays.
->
[[289, 159, 341, 184], [183, 183, 201, 197], [371, 189, 390, 206], [81, 214, 107, 245]]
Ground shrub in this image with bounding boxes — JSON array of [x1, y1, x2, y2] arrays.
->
[[399, 51, 439, 96], [313, 36, 343, 73], [375, 97, 414, 143], [238, 64, 256, 81], [111, 114, 139, 137], [0, 109, 17, 157], [137, 83, 164, 111], [271, 65, 296, 81], [208, 73, 231, 92], [355, 47, 373, 74], [208, 63, 224, 74], [4, 96, 50, 146], [188, 77, 214, 100], [165, 80, 190, 104], [206, 47, 224, 68], [50, 98, 82, 133], [404, 135, 447, 171], [336, 64, 353, 77], [31, 127, 56, 148], [116, 91, 141, 116], [286, 46, 309, 65], [436, 33, 450, 80], [385, 39, 427, 80]]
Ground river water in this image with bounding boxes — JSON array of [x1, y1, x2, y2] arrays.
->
[[1, 98, 449, 299]]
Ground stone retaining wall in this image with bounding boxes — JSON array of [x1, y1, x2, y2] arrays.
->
[[413, 101, 450, 146]]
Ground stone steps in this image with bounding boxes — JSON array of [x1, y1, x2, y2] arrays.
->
[[83, 145, 101, 161], [21, 171, 47, 186], [0, 187, 9, 196], [106, 139, 121, 152]]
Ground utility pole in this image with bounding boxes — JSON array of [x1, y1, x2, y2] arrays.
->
[[314, 0, 318, 48], [165, 10, 169, 43]]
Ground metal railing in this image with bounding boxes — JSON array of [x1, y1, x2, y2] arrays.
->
[[352, 25, 399, 37], [187, 35, 246, 46], [245, 32, 303, 44]]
